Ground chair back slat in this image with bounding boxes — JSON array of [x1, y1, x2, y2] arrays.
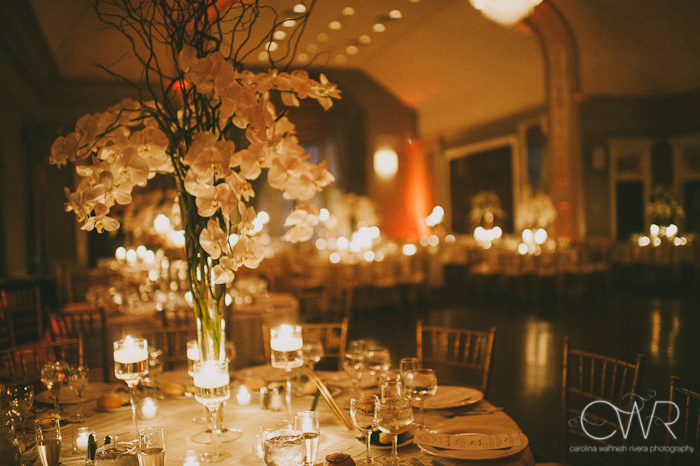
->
[[665, 377, 700, 465], [124, 325, 196, 370], [0, 287, 44, 348], [0, 337, 83, 384]]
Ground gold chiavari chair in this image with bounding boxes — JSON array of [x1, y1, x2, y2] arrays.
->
[[0, 337, 83, 384], [0, 286, 44, 348], [262, 319, 349, 371], [562, 337, 644, 465], [666, 377, 700, 465], [416, 320, 496, 395]]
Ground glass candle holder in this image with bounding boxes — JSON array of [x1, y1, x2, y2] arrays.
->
[[138, 397, 158, 420], [73, 427, 95, 454]]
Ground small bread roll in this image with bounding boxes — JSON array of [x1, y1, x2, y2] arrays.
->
[[97, 393, 124, 409], [325, 453, 355, 466], [243, 377, 266, 391], [162, 383, 186, 396]]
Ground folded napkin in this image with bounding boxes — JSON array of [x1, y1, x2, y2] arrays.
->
[[414, 429, 523, 451]]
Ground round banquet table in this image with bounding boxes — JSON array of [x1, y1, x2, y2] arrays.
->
[[51, 367, 534, 466]]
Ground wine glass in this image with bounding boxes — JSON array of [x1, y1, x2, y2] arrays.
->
[[405, 368, 438, 428], [294, 411, 320, 466], [137, 427, 165, 466], [270, 325, 304, 420], [68, 364, 89, 422], [193, 360, 231, 463], [113, 336, 149, 431], [35, 417, 62, 466], [342, 352, 365, 396], [302, 342, 324, 371], [262, 428, 305, 466], [376, 398, 413, 466], [364, 347, 391, 386], [380, 381, 403, 400], [399, 358, 419, 394], [8, 384, 33, 434], [350, 394, 379, 465], [41, 361, 70, 418], [255, 421, 292, 460]]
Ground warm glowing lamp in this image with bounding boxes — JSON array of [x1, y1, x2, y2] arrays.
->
[[374, 149, 398, 179]]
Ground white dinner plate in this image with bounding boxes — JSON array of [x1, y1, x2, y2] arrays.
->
[[416, 423, 528, 460], [419, 386, 484, 409]]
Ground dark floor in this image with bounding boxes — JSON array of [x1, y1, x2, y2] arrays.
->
[[345, 286, 700, 466]]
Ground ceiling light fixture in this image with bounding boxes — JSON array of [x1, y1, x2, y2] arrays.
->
[[343, 7, 355, 15], [372, 23, 386, 33], [292, 4, 306, 14], [389, 10, 402, 19], [468, 0, 542, 26], [329, 21, 342, 30]]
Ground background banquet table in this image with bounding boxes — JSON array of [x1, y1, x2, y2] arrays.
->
[[50, 366, 534, 466]]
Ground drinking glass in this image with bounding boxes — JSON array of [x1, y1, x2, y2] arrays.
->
[[255, 421, 292, 460], [262, 428, 305, 466], [137, 427, 165, 466], [350, 394, 379, 465], [404, 369, 438, 428], [41, 361, 70, 418], [69, 364, 89, 422], [35, 417, 62, 466], [380, 381, 403, 400], [270, 325, 304, 420], [398, 358, 419, 393], [294, 411, 320, 466], [114, 337, 149, 431], [364, 347, 391, 386], [376, 398, 413, 466], [193, 360, 231, 463], [8, 384, 33, 434], [95, 442, 138, 466], [148, 350, 164, 389], [302, 342, 324, 371], [342, 352, 365, 396]]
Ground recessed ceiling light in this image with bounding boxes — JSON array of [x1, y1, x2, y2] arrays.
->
[[258, 51, 269, 61], [266, 41, 278, 52], [297, 53, 309, 63], [273, 30, 287, 40], [329, 21, 342, 30], [292, 4, 306, 13], [307, 43, 318, 53], [346, 45, 359, 55], [283, 19, 296, 28], [359, 35, 371, 44], [389, 10, 402, 19], [343, 7, 355, 15], [409, 0, 420, 2], [334, 55, 347, 64], [373, 23, 386, 32], [318, 33, 329, 42]]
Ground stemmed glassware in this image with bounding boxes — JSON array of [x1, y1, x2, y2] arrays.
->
[[399, 358, 419, 393], [405, 368, 438, 429], [193, 360, 231, 463], [376, 398, 413, 466], [40, 361, 70, 418], [113, 336, 149, 431], [262, 427, 305, 466], [350, 394, 379, 465], [294, 411, 320, 466], [269, 325, 304, 421], [302, 342, 324, 371], [8, 384, 34, 434], [342, 350, 365, 396], [35, 417, 62, 466], [68, 364, 89, 422], [364, 347, 391, 386]]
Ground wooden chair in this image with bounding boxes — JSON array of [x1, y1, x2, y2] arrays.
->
[[123, 325, 196, 371], [262, 319, 349, 371], [562, 337, 644, 465], [0, 286, 44, 348], [0, 337, 83, 384], [666, 377, 700, 465], [416, 320, 496, 395], [48, 307, 110, 382]]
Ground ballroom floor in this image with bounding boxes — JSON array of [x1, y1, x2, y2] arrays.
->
[[345, 284, 700, 465]]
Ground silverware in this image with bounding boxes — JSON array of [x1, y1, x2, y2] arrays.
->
[[410, 457, 426, 466], [430, 459, 446, 466], [439, 407, 504, 418]]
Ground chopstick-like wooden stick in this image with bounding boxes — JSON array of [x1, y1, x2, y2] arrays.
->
[[303, 367, 354, 430]]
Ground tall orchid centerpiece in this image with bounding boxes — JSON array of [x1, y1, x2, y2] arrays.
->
[[49, 0, 340, 362]]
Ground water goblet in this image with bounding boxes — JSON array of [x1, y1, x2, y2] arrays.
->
[[137, 427, 165, 466], [262, 428, 305, 466], [69, 364, 89, 422], [350, 394, 379, 465], [364, 347, 391, 386], [193, 360, 231, 463], [294, 411, 320, 466], [405, 368, 438, 428], [376, 398, 413, 466], [41, 361, 70, 418], [270, 325, 304, 420], [255, 421, 292, 460], [8, 384, 33, 434], [398, 358, 419, 394], [95, 442, 138, 466], [114, 336, 149, 431], [380, 381, 403, 400], [35, 417, 62, 466], [342, 352, 365, 396]]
